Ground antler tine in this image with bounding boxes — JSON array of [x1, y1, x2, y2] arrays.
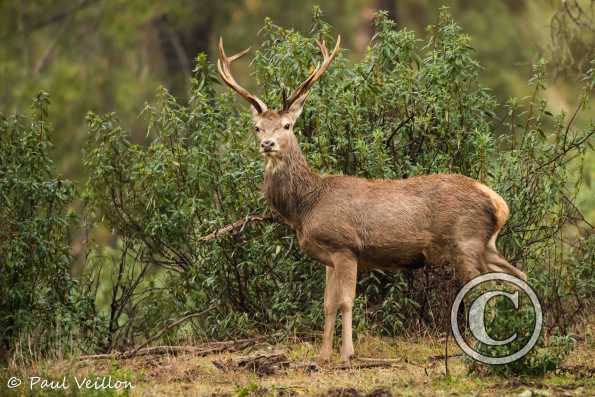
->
[[315, 39, 330, 58], [217, 37, 267, 113], [283, 35, 341, 111]]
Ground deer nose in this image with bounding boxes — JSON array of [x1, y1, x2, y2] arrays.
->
[[261, 140, 275, 151]]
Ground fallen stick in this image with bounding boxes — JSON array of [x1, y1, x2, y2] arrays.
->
[[79, 337, 261, 361], [80, 346, 208, 360], [213, 350, 290, 376], [212, 354, 403, 375], [428, 353, 463, 361], [331, 361, 397, 370], [357, 357, 402, 363]]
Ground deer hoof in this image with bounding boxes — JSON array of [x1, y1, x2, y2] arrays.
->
[[317, 352, 332, 365], [340, 352, 354, 364]]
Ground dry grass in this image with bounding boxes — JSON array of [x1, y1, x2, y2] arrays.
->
[[2, 319, 593, 396]]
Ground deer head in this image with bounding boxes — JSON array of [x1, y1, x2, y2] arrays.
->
[[217, 36, 341, 162]]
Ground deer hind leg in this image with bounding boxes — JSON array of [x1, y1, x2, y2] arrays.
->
[[455, 239, 488, 283], [485, 233, 527, 281]]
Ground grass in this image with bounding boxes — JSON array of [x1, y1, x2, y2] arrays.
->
[[1, 320, 593, 397]]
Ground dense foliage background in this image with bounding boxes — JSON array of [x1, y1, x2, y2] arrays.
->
[[2, 1, 594, 212], [0, 0, 594, 376], [0, 94, 79, 360]]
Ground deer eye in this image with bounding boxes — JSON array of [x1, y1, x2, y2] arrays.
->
[[255, 126, 260, 132], [283, 123, 291, 130]]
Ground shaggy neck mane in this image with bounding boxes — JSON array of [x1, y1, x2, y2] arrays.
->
[[262, 138, 321, 227]]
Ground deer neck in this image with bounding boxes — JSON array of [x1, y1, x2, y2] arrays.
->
[[262, 140, 321, 227]]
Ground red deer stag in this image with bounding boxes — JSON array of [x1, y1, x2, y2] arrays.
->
[[217, 36, 527, 363]]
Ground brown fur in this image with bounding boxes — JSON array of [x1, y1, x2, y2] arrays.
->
[[262, 134, 521, 280]]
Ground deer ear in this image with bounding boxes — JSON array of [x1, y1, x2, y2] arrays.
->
[[250, 105, 260, 120], [285, 93, 309, 123]]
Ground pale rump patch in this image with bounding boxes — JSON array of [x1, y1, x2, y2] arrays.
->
[[475, 182, 510, 230]]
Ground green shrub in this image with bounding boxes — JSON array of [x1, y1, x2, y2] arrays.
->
[[0, 93, 79, 359]]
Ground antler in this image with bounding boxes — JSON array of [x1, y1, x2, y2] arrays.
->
[[217, 37, 268, 114], [283, 35, 341, 112]]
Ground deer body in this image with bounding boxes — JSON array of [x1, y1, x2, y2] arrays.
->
[[262, 135, 497, 271], [217, 36, 526, 363]]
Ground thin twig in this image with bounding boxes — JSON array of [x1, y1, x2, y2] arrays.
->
[[537, 127, 594, 171], [121, 306, 216, 359], [384, 113, 415, 148], [444, 330, 449, 376]]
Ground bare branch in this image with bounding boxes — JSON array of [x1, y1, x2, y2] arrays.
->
[[121, 306, 217, 359], [198, 214, 278, 242]]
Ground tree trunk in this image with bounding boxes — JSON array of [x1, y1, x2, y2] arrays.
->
[[153, 15, 213, 97], [354, 0, 398, 53]]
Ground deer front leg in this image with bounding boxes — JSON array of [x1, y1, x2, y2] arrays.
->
[[318, 266, 338, 363], [333, 252, 358, 363]]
